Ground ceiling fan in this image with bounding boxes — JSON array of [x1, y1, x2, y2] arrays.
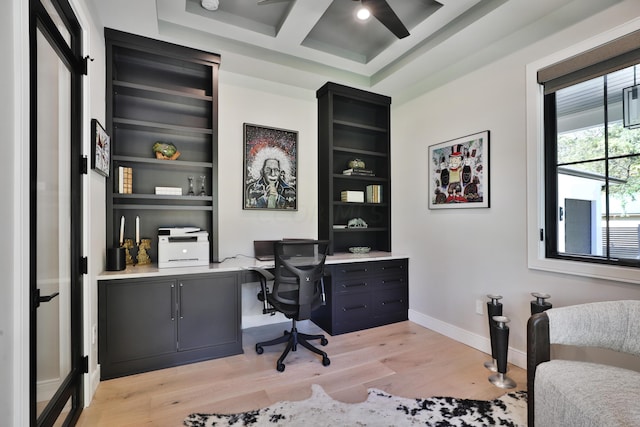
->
[[257, 0, 410, 39]]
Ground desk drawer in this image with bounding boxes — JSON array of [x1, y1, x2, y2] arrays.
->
[[372, 259, 408, 278], [373, 287, 408, 315], [331, 263, 372, 282], [333, 292, 373, 324]]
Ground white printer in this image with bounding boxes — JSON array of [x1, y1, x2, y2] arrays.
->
[[158, 227, 210, 268]]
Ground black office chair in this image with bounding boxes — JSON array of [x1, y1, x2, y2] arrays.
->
[[252, 240, 330, 372]]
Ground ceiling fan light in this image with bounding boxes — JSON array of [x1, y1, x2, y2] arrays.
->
[[356, 7, 371, 21], [201, 0, 219, 11]]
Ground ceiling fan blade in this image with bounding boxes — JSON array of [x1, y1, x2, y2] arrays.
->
[[361, 0, 410, 39]]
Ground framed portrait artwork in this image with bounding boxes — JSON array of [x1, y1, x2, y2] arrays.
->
[[243, 123, 298, 210], [91, 119, 110, 177], [428, 130, 490, 209]]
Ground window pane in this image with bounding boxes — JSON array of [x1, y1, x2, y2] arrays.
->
[[556, 78, 605, 164], [557, 160, 606, 256], [605, 156, 640, 260]]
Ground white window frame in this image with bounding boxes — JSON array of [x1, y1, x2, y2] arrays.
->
[[526, 18, 640, 285]]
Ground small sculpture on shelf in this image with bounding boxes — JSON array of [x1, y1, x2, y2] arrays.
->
[[187, 176, 195, 195], [122, 238, 134, 265], [347, 218, 368, 228], [348, 158, 366, 169], [136, 238, 151, 265], [199, 175, 206, 196], [152, 141, 180, 160]]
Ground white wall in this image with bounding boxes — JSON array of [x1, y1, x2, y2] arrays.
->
[[393, 1, 640, 367], [217, 73, 319, 328]]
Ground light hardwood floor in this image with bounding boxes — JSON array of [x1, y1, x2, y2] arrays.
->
[[76, 321, 527, 427]]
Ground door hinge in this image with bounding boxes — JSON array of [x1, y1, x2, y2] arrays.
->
[[540, 228, 544, 242], [81, 257, 88, 274], [81, 156, 88, 174], [81, 355, 89, 374]]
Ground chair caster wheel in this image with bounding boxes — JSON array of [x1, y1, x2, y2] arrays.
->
[[320, 338, 328, 346], [277, 363, 285, 372], [322, 357, 330, 366], [256, 345, 264, 354]]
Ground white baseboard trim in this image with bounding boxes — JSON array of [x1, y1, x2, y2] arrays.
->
[[408, 309, 527, 370]]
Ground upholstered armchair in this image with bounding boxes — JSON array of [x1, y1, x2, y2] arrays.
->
[[527, 300, 640, 426]]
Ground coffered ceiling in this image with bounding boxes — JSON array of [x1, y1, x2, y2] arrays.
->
[[91, 0, 623, 101]]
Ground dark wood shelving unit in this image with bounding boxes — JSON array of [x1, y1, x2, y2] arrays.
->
[[317, 82, 392, 255], [105, 28, 220, 262]]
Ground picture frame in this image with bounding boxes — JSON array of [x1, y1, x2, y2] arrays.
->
[[91, 119, 110, 177], [243, 123, 298, 210], [428, 130, 490, 209]]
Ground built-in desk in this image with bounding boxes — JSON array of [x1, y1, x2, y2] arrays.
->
[[97, 252, 408, 379]]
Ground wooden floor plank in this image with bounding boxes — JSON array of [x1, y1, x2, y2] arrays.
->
[[77, 321, 526, 426]]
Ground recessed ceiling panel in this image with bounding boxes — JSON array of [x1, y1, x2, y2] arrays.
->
[[185, 0, 293, 37], [301, 0, 442, 63]]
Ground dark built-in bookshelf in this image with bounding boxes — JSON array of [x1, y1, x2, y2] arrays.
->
[[316, 82, 392, 255], [105, 29, 220, 262]]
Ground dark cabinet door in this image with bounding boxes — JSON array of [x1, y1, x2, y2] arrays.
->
[[177, 273, 240, 352], [101, 278, 177, 364]]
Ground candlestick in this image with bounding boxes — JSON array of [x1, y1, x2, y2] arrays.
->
[[119, 216, 125, 246], [135, 216, 140, 245]]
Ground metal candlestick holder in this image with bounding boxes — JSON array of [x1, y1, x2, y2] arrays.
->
[[488, 315, 516, 389], [484, 294, 503, 372], [531, 292, 552, 314]]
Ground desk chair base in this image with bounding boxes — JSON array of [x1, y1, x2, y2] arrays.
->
[[255, 320, 330, 372]]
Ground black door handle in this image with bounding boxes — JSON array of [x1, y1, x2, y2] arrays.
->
[[35, 289, 59, 308]]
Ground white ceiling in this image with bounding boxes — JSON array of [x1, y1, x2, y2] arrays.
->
[[90, 0, 623, 102]]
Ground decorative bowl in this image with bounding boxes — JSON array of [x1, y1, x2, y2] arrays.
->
[[348, 246, 371, 254]]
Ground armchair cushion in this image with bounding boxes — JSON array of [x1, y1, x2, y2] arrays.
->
[[535, 360, 640, 427]]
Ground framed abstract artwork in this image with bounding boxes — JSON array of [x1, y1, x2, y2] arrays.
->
[[428, 130, 490, 209], [243, 123, 298, 210], [91, 119, 110, 177]]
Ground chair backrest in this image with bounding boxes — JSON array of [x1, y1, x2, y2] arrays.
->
[[547, 299, 640, 356], [272, 240, 329, 320]]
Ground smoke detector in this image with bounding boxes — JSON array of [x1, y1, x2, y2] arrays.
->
[[201, 0, 219, 11]]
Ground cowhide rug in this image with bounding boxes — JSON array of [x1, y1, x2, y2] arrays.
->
[[183, 384, 527, 426]]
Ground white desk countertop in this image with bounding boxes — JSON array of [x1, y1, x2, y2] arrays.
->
[[97, 251, 408, 281]]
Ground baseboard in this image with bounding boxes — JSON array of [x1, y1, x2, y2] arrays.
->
[[408, 309, 527, 369]]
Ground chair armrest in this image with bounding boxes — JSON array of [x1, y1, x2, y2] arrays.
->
[[247, 267, 276, 314], [247, 266, 274, 282], [527, 311, 550, 427]]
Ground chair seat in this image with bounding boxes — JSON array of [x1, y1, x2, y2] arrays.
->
[[535, 360, 640, 427], [267, 290, 322, 319]]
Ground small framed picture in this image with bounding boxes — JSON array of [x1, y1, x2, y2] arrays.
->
[[91, 119, 110, 177], [428, 130, 490, 209], [243, 123, 298, 210]]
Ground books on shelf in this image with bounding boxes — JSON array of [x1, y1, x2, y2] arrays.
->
[[341, 190, 364, 203], [155, 186, 183, 196], [366, 185, 382, 203], [342, 168, 375, 176], [118, 166, 133, 194]]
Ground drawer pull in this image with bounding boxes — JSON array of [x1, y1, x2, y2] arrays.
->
[[343, 304, 367, 312], [170, 283, 175, 321], [381, 279, 404, 285], [381, 299, 404, 306], [381, 265, 403, 271], [342, 282, 367, 288], [341, 268, 368, 274]]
